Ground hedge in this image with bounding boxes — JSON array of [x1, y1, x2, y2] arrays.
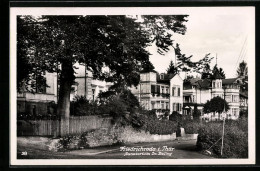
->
[[196, 118, 248, 158]]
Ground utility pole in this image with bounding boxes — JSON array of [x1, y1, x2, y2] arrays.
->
[[85, 64, 87, 97], [221, 105, 226, 156]]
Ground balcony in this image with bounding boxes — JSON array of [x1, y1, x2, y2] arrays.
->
[[151, 109, 170, 113], [151, 92, 170, 98], [224, 89, 239, 93], [19, 92, 57, 102]]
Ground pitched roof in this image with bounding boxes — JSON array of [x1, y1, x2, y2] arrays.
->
[[140, 69, 158, 73], [222, 78, 238, 85], [197, 79, 211, 89], [212, 71, 224, 79], [156, 73, 176, 83], [189, 78, 200, 86], [183, 77, 209, 89]]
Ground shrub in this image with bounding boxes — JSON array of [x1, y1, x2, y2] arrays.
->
[[169, 111, 182, 125], [239, 109, 248, 118], [182, 120, 204, 134], [196, 118, 248, 158], [58, 134, 84, 150], [139, 115, 177, 135], [193, 104, 201, 121], [70, 95, 103, 116]]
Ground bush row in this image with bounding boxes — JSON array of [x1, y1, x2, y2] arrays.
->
[[130, 113, 177, 135], [196, 118, 248, 158]]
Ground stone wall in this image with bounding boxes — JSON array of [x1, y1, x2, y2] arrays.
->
[[116, 126, 176, 144]]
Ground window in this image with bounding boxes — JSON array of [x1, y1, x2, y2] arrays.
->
[[162, 86, 164, 93], [35, 76, 46, 93], [212, 81, 216, 88], [175, 103, 182, 111], [172, 86, 180, 96], [151, 102, 155, 109], [92, 89, 95, 100], [173, 103, 176, 111], [151, 85, 156, 93], [160, 74, 164, 80], [157, 85, 160, 93], [166, 88, 169, 94], [161, 102, 164, 109], [166, 102, 169, 109], [172, 87, 175, 96], [232, 108, 239, 116], [156, 101, 160, 109]]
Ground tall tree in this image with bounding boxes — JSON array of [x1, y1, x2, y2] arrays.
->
[[201, 64, 226, 79], [174, 43, 214, 75], [166, 60, 178, 75], [201, 63, 212, 79], [212, 64, 226, 79], [17, 15, 190, 135], [236, 60, 248, 92], [237, 60, 248, 78]]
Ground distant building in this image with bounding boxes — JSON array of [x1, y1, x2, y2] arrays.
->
[[17, 72, 58, 115], [71, 63, 113, 101], [183, 74, 241, 120], [17, 63, 112, 115], [130, 70, 183, 118]]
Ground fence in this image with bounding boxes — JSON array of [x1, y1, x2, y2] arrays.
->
[[17, 115, 112, 137]]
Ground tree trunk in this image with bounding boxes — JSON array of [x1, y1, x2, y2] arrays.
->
[[57, 60, 74, 136]]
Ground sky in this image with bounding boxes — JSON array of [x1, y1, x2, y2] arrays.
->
[[148, 7, 254, 78], [11, 7, 254, 79]]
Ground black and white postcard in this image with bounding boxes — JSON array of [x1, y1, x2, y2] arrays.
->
[[10, 6, 255, 165]]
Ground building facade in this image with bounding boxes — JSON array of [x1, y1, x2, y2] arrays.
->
[[17, 63, 112, 115], [130, 71, 183, 118], [71, 63, 112, 101], [183, 76, 241, 120], [17, 72, 58, 115]]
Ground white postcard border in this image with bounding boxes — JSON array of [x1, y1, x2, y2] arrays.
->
[[10, 7, 256, 165]]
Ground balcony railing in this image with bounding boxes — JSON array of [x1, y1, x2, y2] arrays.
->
[[151, 92, 170, 98], [151, 109, 170, 113]]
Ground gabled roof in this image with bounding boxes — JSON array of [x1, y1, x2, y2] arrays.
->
[[214, 72, 224, 79], [156, 73, 176, 83], [140, 69, 158, 73], [222, 78, 239, 85], [197, 79, 211, 89], [189, 78, 200, 86]]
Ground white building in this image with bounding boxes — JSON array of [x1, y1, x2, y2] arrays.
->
[[130, 70, 183, 118], [17, 72, 58, 115], [183, 73, 241, 120], [17, 63, 112, 115], [71, 63, 112, 101]]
